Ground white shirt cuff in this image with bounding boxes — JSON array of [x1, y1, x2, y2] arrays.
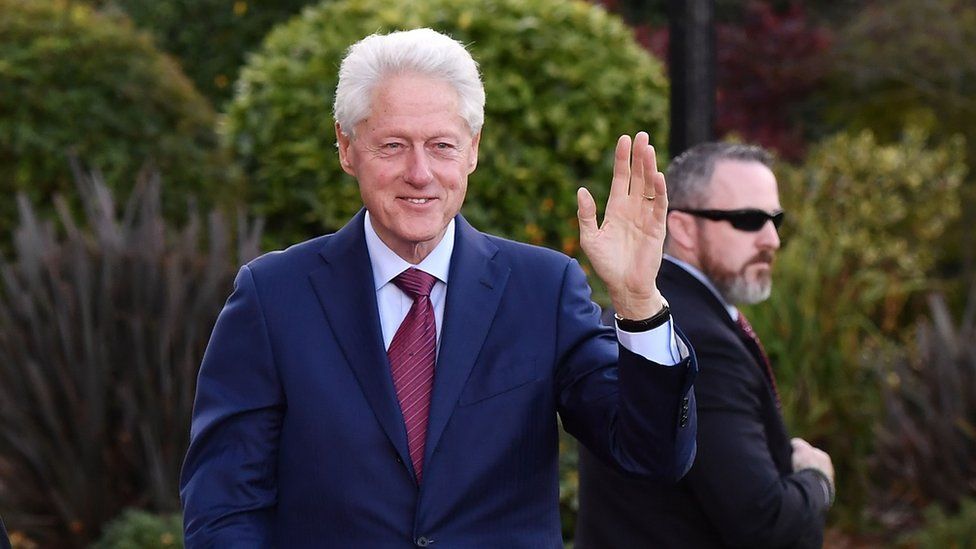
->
[[615, 318, 687, 366]]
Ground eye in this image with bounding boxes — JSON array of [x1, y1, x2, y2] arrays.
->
[[382, 142, 403, 150], [434, 142, 456, 150]]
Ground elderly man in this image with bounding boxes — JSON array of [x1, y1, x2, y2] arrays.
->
[[180, 28, 696, 547], [576, 142, 835, 548]]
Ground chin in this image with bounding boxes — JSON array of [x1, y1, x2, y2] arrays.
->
[[395, 227, 445, 248]]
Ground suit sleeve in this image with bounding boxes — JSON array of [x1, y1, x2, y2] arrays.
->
[[0, 515, 11, 549], [180, 265, 283, 547], [553, 259, 698, 481], [687, 334, 827, 548]]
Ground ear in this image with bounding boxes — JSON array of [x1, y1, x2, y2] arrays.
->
[[335, 122, 355, 176], [466, 131, 481, 174], [666, 211, 699, 254]]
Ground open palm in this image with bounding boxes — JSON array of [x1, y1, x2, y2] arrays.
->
[[577, 132, 668, 319]]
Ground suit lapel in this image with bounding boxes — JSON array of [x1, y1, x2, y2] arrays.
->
[[662, 261, 791, 467], [308, 210, 411, 468], [423, 216, 509, 463]]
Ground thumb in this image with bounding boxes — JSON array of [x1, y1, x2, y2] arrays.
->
[[577, 187, 598, 236]]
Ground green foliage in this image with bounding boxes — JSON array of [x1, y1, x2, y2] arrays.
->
[[744, 128, 967, 529], [776, 128, 965, 330], [0, 0, 234, 245], [90, 0, 318, 104], [224, 0, 669, 251], [899, 498, 976, 549], [821, 0, 976, 286], [870, 290, 976, 534], [824, 0, 976, 149], [0, 168, 261, 547], [91, 509, 183, 549]]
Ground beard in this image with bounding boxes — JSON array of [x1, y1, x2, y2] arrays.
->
[[700, 249, 775, 305]]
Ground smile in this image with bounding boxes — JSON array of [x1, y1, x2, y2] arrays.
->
[[403, 198, 433, 204]]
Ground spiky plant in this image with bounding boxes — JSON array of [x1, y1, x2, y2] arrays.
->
[[0, 163, 261, 547], [871, 285, 976, 534]]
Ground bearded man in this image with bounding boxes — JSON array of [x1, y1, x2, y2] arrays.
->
[[576, 142, 835, 548]]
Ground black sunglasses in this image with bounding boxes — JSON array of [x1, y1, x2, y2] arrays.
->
[[669, 208, 785, 232]]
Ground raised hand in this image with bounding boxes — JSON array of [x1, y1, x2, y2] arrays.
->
[[577, 132, 668, 320]]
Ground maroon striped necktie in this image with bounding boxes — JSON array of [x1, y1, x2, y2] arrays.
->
[[388, 268, 438, 483], [736, 312, 782, 408]]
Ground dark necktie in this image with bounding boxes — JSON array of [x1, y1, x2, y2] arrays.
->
[[388, 268, 437, 483], [736, 312, 782, 408]]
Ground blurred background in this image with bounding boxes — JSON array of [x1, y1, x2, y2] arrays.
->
[[0, 0, 973, 547]]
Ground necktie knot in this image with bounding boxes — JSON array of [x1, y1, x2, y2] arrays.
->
[[393, 268, 437, 299]]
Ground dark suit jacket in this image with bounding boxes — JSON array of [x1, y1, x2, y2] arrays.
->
[[0, 516, 10, 549], [180, 211, 697, 547], [576, 259, 828, 548]]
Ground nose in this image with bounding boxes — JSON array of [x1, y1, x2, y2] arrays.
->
[[758, 219, 781, 251], [405, 147, 434, 186]]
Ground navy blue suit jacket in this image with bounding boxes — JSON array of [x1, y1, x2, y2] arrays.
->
[[180, 211, 697, 547], [0, 516, 10, 549]]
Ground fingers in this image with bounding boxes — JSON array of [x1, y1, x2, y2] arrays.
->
[[577, 187, 598, 236], [792, 437, 810, 449], [630, 134, 667, 234], [629, 132, 649, 199], [649, 168, 669, 225], [791, 438, 834, 479], [606, 135, 632, 213], [606, 132, 665, 224]]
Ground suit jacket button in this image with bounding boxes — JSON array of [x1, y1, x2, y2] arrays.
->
[[416, 536, 431, 546]]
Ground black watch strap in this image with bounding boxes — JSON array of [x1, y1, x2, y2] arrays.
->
[[614, 302, 671, 332]]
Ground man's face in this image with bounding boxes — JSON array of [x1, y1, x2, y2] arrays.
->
[[336, 73, 480, 263], [696, 159, 782, 305]]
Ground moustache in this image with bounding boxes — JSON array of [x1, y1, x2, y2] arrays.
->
[[748, 251, 776, 266]]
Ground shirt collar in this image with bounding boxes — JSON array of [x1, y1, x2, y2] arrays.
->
[[664, 254, 739, 321], [364, 211, 454, 290]]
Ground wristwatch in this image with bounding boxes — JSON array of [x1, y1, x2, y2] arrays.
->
[[613, 299, 671, 332]]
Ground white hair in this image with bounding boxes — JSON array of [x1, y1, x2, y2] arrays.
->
[[333, 28, 485, 137]]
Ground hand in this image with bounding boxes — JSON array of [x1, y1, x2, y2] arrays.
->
[[791, 437, 835, 485], [577, 132, 668, 319]]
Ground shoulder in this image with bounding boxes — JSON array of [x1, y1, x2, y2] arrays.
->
[[246, 233, 332, 277], [482, 233, 573, 271], [657, 272, 761, 380]]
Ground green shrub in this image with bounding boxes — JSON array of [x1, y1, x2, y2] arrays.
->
[[743, 128, 966, 529], [0, 167, 261, 547], [90, 0, 319, 104], [91, 509, 183, 549], [0, 0, 235, 244], [823, 0, 976, 150], [820, 0, 976, 289], [899, 498, 976, 548], [223, 0, 669, 251]]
